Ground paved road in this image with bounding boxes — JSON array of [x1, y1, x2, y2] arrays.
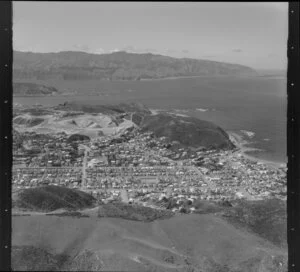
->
[[189, 165, 216, 190], [79, 144, 90, 189]]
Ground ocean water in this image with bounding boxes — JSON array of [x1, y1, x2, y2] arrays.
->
[[14, 76, 287, 164]]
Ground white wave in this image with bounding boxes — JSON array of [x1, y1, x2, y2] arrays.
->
[[171, 113, 189, 117], [150, 108, 162, 115], [240, 130, 255, 138], [196, 108, 208, 112], [174, 109, 189, 113]]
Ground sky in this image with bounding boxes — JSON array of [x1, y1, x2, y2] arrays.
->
[[13, 2, 288, 70]]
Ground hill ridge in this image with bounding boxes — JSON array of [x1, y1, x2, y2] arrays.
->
[[13, 50, 258, 80]]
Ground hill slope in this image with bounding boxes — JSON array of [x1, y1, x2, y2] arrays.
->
[[12, 214, 287, 271], [13, 50, 258, 80], [222, 198, 287, 248]]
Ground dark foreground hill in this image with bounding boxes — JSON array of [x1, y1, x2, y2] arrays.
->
[[13, 82, 58, 96], [13, 50, 258, 80], [12, 186, 96, 212], [12, 213, 287, 271]]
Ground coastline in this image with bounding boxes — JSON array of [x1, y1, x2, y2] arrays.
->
[[228, 131, 286, 170], [139, 74, 256, 81]]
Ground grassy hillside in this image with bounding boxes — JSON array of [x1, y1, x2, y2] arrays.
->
[[12, 214, 287, 271], [13, 186, 96, 212], [222, 198, 287, 248], [13, 51, 258, 80]]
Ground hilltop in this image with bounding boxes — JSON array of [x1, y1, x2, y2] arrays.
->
[[13, 50, 258, 80], [139, 113, 234, 150]]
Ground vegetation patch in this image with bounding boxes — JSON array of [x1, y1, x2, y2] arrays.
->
[[67, 134, 90, 143], [12, 246, 103, 271], [13, 185, 96, 212], [222, 198, 287, 248], [45, 211, 89, 218], [12, 245, 68, 271], [98, 202, 174, 222]]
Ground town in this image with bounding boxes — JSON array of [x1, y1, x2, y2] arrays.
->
[[12, 127, 287, 213]]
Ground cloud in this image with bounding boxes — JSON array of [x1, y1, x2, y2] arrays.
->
[[93, 48, 105, 54], [144, 48, 158, 53], [232, 48, 243, 53], [182, 49, 189, 54], [121, 45, 137, 52], [110, 46, 160, 54], [71, 45, 106, 55], [109, 48, 121, 53], [72, 44, 91, 52]]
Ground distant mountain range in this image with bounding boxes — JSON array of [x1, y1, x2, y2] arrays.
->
[[13, 50, 258, 80]]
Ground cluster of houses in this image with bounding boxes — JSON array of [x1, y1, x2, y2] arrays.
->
[[12, 167, 82, 189], [12, 128, 287, 211], [13, 131, 85, 168], [198, 150, 287, 200], [86, 132, 182, 167]]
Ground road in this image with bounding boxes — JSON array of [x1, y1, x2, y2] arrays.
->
[[79, 144, 91, 189], [189, 165, 216, 190]]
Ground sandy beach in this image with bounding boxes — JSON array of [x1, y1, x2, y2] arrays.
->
[[228, 131, 286, 170]]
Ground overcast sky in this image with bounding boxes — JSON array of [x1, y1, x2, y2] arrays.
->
[[13, 2, 288, 70]]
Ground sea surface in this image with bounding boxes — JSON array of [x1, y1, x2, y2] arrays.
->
[[14, 76, 287, 164]]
